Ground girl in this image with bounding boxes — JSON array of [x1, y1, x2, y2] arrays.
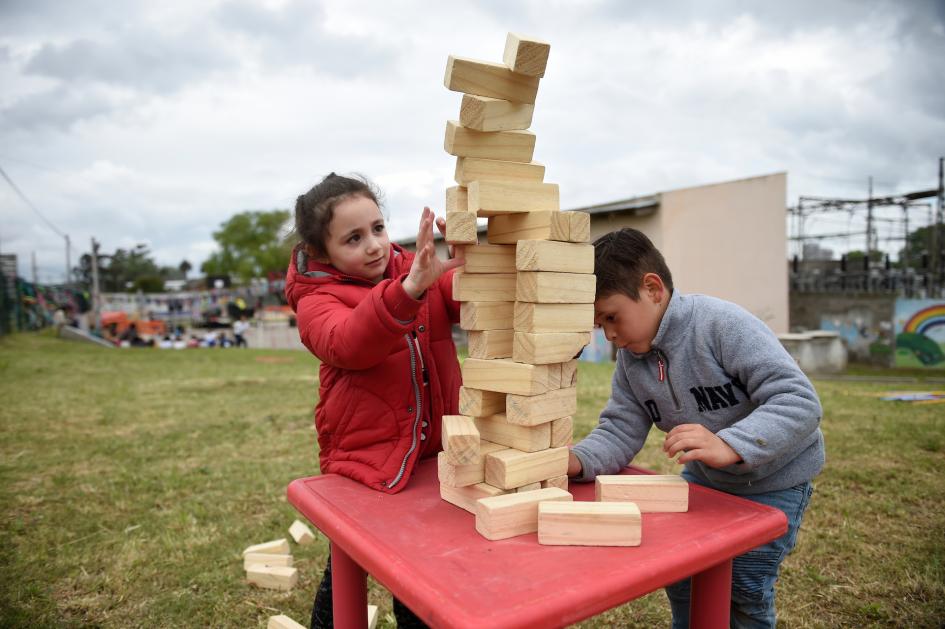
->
[[285, 173, 465, 628]]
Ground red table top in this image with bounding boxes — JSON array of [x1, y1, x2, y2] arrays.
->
[[288, 459, 787, 629]]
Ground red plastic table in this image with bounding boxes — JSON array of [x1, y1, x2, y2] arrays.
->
[[288, 459, 787, 629]]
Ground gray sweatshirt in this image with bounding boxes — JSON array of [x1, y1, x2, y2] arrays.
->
[[572, 290, 825, 495]]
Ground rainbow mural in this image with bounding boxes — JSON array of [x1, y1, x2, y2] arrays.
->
[[895, 300, 945, 368]]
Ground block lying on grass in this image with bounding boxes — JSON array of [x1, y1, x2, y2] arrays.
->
[[368, 604, 379, 629], [538, 501, 641, 546], [441, 481, 509, 514], [595, 475, 689, 512], [475, 486, 572, 540], [268, 614, 307, 629], [288, 520, 315, 545], [247, 565, 298, 591], [244, 553, 294, 570], [243, 539, 290, 556]]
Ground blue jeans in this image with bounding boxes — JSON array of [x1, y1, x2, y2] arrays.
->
[[665, 470, 814, 629]]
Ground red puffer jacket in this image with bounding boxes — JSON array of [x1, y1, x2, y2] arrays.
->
[[285, 243, 462, 493]]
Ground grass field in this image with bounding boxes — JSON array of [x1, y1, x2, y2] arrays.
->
[[1, 332, 944, 628]]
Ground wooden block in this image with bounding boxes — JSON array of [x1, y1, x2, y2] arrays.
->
[[506, 387, 577, 426], [460, 94, 535, 132], [468, 329, 514, 359], [446, 186, 469, 213], [442, 415, 480, 465], [485, 446, 570, 489], [455, 157, 545, 186], [475, 487, 572, 540], [445, 120, 536, 163], [515, 482, 542, 492], [568, 212, 590, 243], [513, 331, 591, 364], [444, 55, 540, 104], [542, 475, 569, 491], [246, 565, 298, 591], [459, 387, 506, 416], [440, 481, 509, 514], [503, 32, 551, 78], [538, 501, 641, 547], [446, 211, 477, 244], [244, 553, 294, 570], [550, 416, 573, 448], [368, 605, 378, 629], [452, 271, 517, 302], [474, 413, 550, 452], [288, 519, 315, 545], [514, 302, 595, 333], [459, 243, 516, 273], [561, 359, 578, 387], [516, 240, 594, 273], [487, 211, 570, 244], [438, 441, 508, 487], [516, 271, 596, 303], [268, 614, 307, 629], [596, 475, 690, 512], [469, 181, 560, 217], [243, 539, 290, 556], [462, 357, 557, 395], [460, 301, 514, 331]]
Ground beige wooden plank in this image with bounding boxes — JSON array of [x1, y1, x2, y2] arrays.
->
[[460, 301, 514, 331], [468, 329, 514, 359], [513, 331, 591, 364], [246, 565, 298, 591], [445, 186, 469, 213], [455, 157, 545, 186], [440, 481, 509, 514], [595, 475, 689, 512], [568, 211, 591, 243], [462, 357, 557, 395], [487, 211, 570, 244], [515, 482, 542, 492], [469, 181, 560, 217], [442, 415, 480, 465], [506, 387, 576, 426], [460, 94, 535, 132], [475, 487, 572, 540], [244, 553, 294, 570], [268, 614, 307, 629], [484, 446, 569, 489], [514, 302, 595, 333], [243, 539, 290, 556], [550, 415, 573, 448], [459, 243, 516, 273], [446, 211, 477, 244], [452, 271, 517, 302], [437, 441, 509, 487], [445, 120, 536, 162], [444, 55, 540, 104], [538, 501, 641, 546], [561, 358, 579, 387], [516, 271, 596, 303], [458, 387, 506, 417], [288, 520, 315, 545], [516, 240, 594, 273], [474, 413, 550, 452], [541, 475, 569, 491], [502, 32, 551, 78]]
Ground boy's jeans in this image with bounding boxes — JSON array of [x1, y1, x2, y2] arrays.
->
[[665, 470, 814, 629]]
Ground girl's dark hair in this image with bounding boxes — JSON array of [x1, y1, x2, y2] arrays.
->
[[293, 173, 382, 256], [593, 228, 674, 299]]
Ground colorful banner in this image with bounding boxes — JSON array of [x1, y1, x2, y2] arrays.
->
[[894, 299, 945, 368]]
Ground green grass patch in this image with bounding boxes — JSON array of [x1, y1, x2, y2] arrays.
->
[[1, 332, 943, 627]]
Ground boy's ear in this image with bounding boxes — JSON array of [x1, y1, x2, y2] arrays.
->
[[641, 272, 666, 304]]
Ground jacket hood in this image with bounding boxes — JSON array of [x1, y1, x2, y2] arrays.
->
[[285, 242, 411, 311]]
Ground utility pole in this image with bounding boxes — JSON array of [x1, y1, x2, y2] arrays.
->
[[31, 251, 38, 287], [866, 176, 874, 259], [935, 157, 944, 296], [91, 238, 101, 334], [65, 235, 71, 287]]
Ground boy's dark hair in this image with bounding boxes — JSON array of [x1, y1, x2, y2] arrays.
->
[[593, 228, 674, 299], [293, 173, 382, 256]]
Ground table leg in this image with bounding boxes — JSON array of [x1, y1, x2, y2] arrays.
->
[[331, 542, 367, 629], [689, 558, 732, 629]]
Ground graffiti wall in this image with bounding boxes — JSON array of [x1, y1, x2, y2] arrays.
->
[[894, 299, 945, 368]]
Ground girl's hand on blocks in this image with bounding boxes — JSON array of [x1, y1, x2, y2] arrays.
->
[[403, 207, 465, 299], [663, 424, 742, 468]]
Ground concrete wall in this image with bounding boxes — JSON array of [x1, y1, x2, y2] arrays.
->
[[790, 292, 895, 364]]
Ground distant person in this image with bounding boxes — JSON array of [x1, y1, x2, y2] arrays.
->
[[285, 173, 463, 628], [568, 228, 825, 629], [233, 316, 250, 348]]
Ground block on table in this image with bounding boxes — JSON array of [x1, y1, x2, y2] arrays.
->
[[445, 120, 536, 163], [460, 301, 514, 331], [244, 552, 294, 570], [514, 302, 595, 333], [515, 482, 542, 492], [268, 614, 307, 629], [459, 386, 506, 417], [446, 211, 477, 244], [442, 415, 480, 465], [438, 441, 509, 487], [485, 446, 569, 489], [246, 565, 298, 591], [475, 487, 572, 540], [538, 501, 641, 546], [288, 519, 316, 545], [516, 240, 594, 273], [444, 55, 540, 104], [462, 357, 557, 395], [455, 156, 545, 186], [459, 243, 516, 273], [460, 94, 535, 132], [468, 329, 514, 359], [541, 475, 569, 491], [243, 539, 290, 556], [550, 416, 573, 448], [595, 475, 689, 512], [487, 211, 571, 244], [446, 186, 469, 213], [469, 181, 560, 216], [440, 481, 509, 514], [506, 387, 576, 426], [513, 331, 591, 364], [474, 413, 551, 452], [516, 271, 596, 303], [452, 271, 517, 302], [502, 32, 551, 78]]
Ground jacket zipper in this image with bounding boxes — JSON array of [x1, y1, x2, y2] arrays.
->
[[387, 333, 424, 489], [655, 349, 682, 411]]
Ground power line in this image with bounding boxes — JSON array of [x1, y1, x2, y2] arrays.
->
[[0, 163, 65, 238]]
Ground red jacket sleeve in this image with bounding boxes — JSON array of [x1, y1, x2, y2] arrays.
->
[[295, 278, 423, 370]]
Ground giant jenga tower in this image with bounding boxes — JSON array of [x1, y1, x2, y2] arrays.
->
[[436, 34, 599, 541]]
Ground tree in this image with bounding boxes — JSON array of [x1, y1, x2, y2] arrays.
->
[[72, 244, 172, 292], [179, 259, 192, 277], [201, 210, 292, 283], [897, 224, 945, 270]]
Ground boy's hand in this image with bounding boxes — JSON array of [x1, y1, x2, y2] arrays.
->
[[663, 424, 742, 468], [403, 207, 465, 299], [567, 450, 583, 477]]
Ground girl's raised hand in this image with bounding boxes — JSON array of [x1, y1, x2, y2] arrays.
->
[[403, 207, 466, 299]]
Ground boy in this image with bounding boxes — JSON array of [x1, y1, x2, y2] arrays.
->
[[568, 228, 824, 629]]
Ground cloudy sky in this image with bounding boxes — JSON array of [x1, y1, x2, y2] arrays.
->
[[1, 0, 943, 283]]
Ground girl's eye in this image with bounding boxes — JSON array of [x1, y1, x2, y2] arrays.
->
[[374, 224, 385, 233], [605, 315, 616, 322], [347, 234, 360, 244]]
